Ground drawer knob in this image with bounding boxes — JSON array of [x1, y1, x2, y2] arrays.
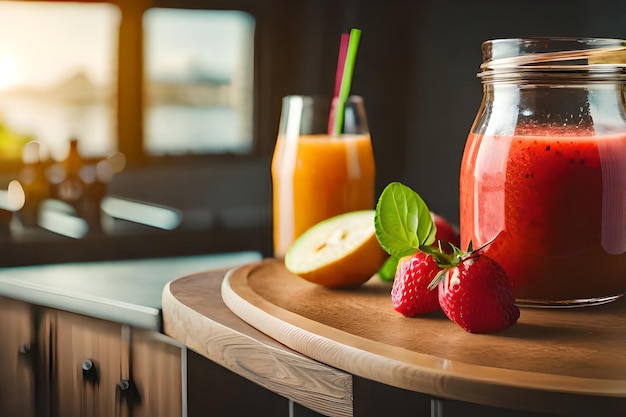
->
[[117, 379, 130, 391], [18, 343, 32, 355], [82, 358, 99, 384], [117, 379, 141, 406]]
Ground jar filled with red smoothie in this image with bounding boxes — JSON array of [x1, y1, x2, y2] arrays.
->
[[460, 38, 626, 306]]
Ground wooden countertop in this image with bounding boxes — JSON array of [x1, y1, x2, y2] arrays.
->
[[162, 267, 353, 417], [163, 258, 626, 416]]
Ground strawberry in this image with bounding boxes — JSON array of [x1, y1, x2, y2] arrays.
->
[[431, 212, 460, 251], [375, 182, 520, 333], [391, 252, 441, 316], [437, 252, 520, 333], [375, 211, 459, 282]]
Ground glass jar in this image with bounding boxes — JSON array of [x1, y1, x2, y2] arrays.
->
[[460, 38, 626, 307], [271, 95, 376, 258]]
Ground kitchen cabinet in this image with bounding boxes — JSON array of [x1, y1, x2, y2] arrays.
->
[[0, 297, 183, 417], [0, 296, 37, 417], [131, 330, 184, 417], [0, 253, 261, 416]]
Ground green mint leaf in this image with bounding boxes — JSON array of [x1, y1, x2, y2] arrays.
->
[[374, 182, 436, 259], [377, 255, 398, 281]]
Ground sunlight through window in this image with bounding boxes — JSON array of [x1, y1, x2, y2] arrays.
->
[[0, 1, 120, 161]]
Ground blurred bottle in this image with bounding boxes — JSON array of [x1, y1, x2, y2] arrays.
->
[[79, 159, 115, 234], [17, 141, 49, 227], [56, 138, 85, 206]]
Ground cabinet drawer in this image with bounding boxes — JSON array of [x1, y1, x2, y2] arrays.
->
[[50, 310, 129, 417], [0, 296, 36, 417], [132, 331, 183, 417]]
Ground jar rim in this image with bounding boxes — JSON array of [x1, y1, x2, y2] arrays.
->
[[479, 37, 626, 76]]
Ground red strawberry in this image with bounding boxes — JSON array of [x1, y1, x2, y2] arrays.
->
[[391, 252, 441, 316], [375, 182, 520, 333], [432, 211, 460, 252], [437, 253, 520, 333]]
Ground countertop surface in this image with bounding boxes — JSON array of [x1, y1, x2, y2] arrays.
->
[[0, 251, 261, 330], [164, 258, 626, 417]]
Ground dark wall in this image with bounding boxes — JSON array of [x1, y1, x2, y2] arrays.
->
[[400, 0, 626, 224], [266, 0, 626, 224]]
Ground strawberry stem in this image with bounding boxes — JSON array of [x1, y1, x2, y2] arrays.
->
[[423, 237, 500, 290]]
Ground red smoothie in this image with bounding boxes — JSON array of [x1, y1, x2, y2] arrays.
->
[[460, 128, 626, 303]]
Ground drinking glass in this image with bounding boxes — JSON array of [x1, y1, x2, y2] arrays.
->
[[271, 95, 376, 258]]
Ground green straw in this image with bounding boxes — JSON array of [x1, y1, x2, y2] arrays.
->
[[332, 28, 362, 137]]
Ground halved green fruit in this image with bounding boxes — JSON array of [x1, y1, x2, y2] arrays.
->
[[285, 210, 387, 288]]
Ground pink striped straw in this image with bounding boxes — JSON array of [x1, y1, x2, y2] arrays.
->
[[328, 32, 350, 135]]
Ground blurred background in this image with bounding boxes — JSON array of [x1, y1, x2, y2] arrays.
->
[[0, 0, 624, 265]]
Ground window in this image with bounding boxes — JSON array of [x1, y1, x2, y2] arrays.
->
[[143, 8, 255, 156], [0, 2, 256, 166], [0, 1, 119, 162]]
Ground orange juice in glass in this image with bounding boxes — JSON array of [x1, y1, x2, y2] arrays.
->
[[272, 95, 375, 258]]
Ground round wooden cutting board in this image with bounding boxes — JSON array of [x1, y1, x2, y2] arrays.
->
[[221, 258, 626, 415]]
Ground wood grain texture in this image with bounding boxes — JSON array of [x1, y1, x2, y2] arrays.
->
[[162, 268, 353, 417], [51, 310, 127, 417], [221, 259, 626, 416], [131, 331, 183, 417], [0, 297, 36, 417]]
